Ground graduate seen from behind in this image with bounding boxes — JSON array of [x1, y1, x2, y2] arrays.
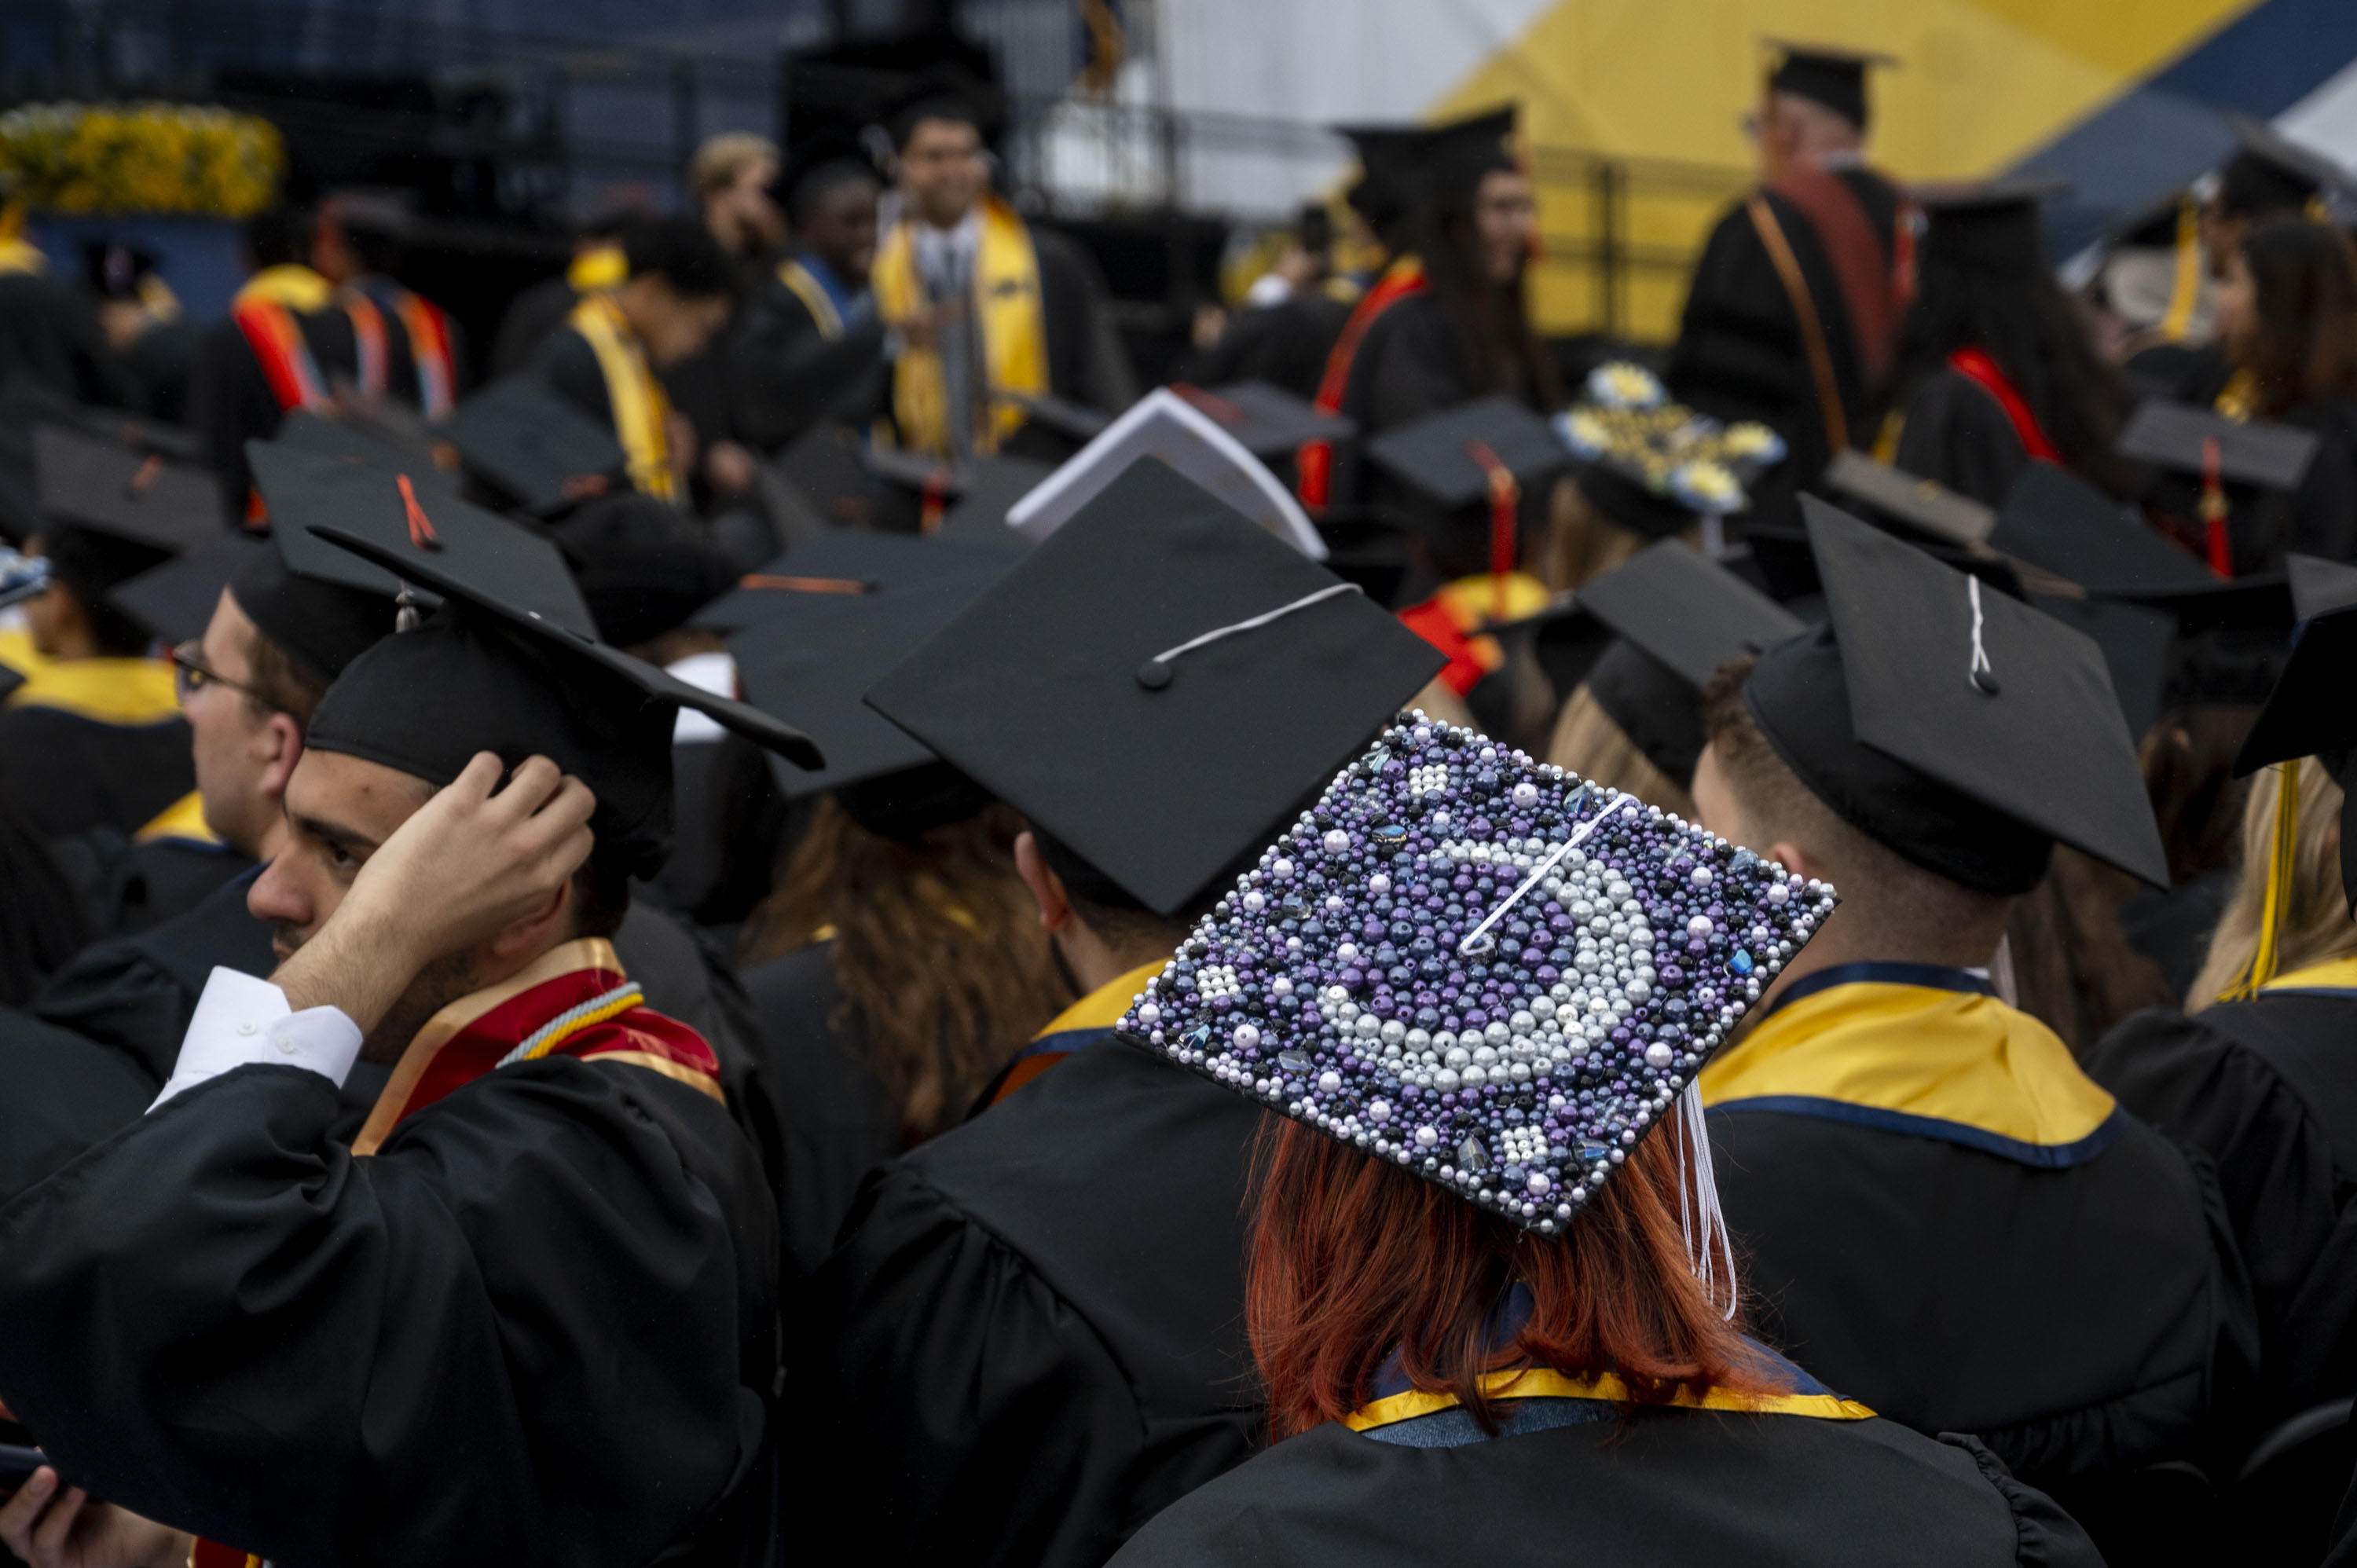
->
[[529, 215, 736, 505], [1684, 499, 2254, 1555], [0, 496, 823, 1567], [1103, 714, 2102, 1568]]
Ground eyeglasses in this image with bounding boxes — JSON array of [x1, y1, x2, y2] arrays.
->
[[170, 639, 276, 710]]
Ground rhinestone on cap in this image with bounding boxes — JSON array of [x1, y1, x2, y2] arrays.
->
[[1120, 711, 1838, 1234]]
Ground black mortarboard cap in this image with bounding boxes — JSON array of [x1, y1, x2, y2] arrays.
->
[[0, 372, 199, 467], [1174, 381, 1354, 460], [1364, 396, 1567, 511], [1744, 497, 2168, 892], [2119, 398, 2320, 490], [991, 387, 1113, 445], [865, 458, 1445, 916], [2288, 551, 2357, 623], [1573, 541, 1804, 786], [273, 409, 462, 500], [1765, 39, 1896, 130], [731, 540, 1010, 810], [2029, 593, 2176, 746], [2234, 603, 2357, 906], [548, 493, 742, 649], [693, 527, 1014, 633], [35, 425, 218, 555], [1989, 461, 2216, 596], [438, 376, 629, 517], [247, 441, 592, 639], [108, 532, 269, 645], [1403, 107, 1518, 200], [2218, 111, 2355, 216], [1823, 450, 1995, 546], [1912, 174, 2072, 275], [1332, 123, 1422, 233], [933, 454, 1054, 544]]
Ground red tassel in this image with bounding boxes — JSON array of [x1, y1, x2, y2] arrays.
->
[[2199, 436, 2231, 579], [1464, 438, 1520, 621], [398, 473, 442, 551]]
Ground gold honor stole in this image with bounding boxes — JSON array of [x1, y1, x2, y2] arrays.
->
[[566, 291, 678, 502], [0, 628, 180, 727], [871, 197, 1048, 460], [134, 789, 227, 850], [352, 937, 724, 1156], [984, 957, 1165, 1107], [2259, 955, 2357, 995], [777, 258, 845, 341], [1699, 963, 2121, 1167], [1345, 1365, 1874, 1433]]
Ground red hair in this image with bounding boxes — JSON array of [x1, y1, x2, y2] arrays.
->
[[1246, 1115, 1778, 1440]]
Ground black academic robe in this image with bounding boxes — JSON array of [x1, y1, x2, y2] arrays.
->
[[1893, 366, 2034, 509], [741, 943, 904, 1280], [0, 705, 192, 841], [529, 322, 624, 434], [1108, 1407, 2101, 1568], [1027, 227, 1139, 419], [489, 272, 581, 379], [2088, 991, 2357, 1435], [1197, 290, 1355, 401], [119, 317, 200, 425], [0, 272, 127, 408], [49, 825, 253, 941], [0, 1044, 778, 1568], [0, 1004, 159, 1203], [724, 270, 887, 456], [791, 1039, 1266, 1568], [191, 307, 357, 522], [1667, 168, 1902, 527]]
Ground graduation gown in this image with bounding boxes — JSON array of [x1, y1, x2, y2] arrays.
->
[[2088, 958, 2357, 1434], [0, 643, 194, 841], [0, 269, 128, 408], [0, 939, 779, 1568], [0, 1003, 161, 1203], [489, 272, 583, 379], [724, 256, 887, 456], [192, 269, 358, 522], [1892, 365, 2038, 509], [47, 788, 252, 941], [740, 943, 904, 1280], [1666, 166, 1904, 526], [1699, 964, 2256, 1491], [791, 976, 1266, 1568], [1197, 288, 1356, 401], [1109, 1382, 2101, 1568]]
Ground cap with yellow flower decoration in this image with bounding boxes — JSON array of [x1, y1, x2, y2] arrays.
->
[[1556, 363, 1786, 537]]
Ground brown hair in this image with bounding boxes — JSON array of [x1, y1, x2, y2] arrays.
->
[[1247, 1115, 1773, 1441], [741, 797, 1072, 1137], [2000, 848, 2174, 1053], [1699, 658, 2013, 953], [243, 625, 332, 727], [2231, 215, 2357, 417], [2141, 705, 2259, 885], [2190, 759, 2357, 1008], [1545, 683, 1699, 820], [688, 132, 779, 197]]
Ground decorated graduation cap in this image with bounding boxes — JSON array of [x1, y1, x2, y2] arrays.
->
[[437, 376, 629, 516], [731, 539, 1010, 832], [1577, 540, 1805, 786], [2234, 603, 2357, 917], [1558, 362, 1785, 538], [1171, 381, 1354, 461], [1912, 174, 2072, 275], [1115, 709, 1837, 1236], [2218, 111, 2356, 218], [1743, 497, 2168, 893], [299, 466, 823, 879], [1764, 39, 1896, 130], [548, 493, 740, 650], [867, 457, 1445, 917], [1006, 387, 1326, 558]]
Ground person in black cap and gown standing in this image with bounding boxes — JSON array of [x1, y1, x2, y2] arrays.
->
[[1883, 178, 2142, 507], [0, 460, 820, 1568], [1686, 499, 2256, 1559], [727, 148, 887, 457], [1100, 709, 2102, 1568], [1667, 42, 1908, 526], [792, 456, 1445, 1568]]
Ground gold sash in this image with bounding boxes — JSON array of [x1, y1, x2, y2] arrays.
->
[[871, 197, 1048, 458], [777, 258, 844, 341], [567, 291, 677, 502]]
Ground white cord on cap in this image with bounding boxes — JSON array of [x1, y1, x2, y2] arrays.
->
[[1967, 575, 1998, 694], [1146, 581, 1364, 669], [1458, 790, 1637, 956], [1677, 1080, 1739, 1320]]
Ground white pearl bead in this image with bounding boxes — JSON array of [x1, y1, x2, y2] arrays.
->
[[1318, 1071, 1342, 1093], [1687, 914, 1714, 937], [1272, 858, 1294, 879], [1369, 874, 1391, 894], [1138, 1002, 1161, 1025], [1644, 1042, 1674, 1068], [1233, 1023, 1259, 1048], [1321, 830, 1351, 854]]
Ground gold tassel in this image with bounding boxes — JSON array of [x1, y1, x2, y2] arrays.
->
[[2223, 760, 2301, 1000]]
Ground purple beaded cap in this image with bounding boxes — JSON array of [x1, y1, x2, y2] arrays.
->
[[1118, 712, 1838, 1236]]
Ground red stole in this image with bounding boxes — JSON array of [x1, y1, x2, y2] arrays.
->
[[1945, 346, 2060, 463], [1296, 255, 1428, 508], [231, 295, 328, 414]]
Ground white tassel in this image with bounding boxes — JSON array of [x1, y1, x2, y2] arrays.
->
[[1677, 1082, 1738, 1320]]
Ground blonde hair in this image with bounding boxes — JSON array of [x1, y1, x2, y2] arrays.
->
[[2190, 759, 2356, 1009], [689, 133, 780, 196], [1539, 476, 1668, 591], [1545, 683, 1697, 819]]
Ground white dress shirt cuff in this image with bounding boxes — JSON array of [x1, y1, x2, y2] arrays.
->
[[149, 966, 365, 1112]]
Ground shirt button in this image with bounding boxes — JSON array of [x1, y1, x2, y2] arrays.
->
[[275, 1036, 299, 1055], [236, 1021, 258, 1036]]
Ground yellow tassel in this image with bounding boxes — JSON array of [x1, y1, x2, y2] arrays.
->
[[2223, 760, 2301, 1001], [2158, 194, 2201, 346]]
